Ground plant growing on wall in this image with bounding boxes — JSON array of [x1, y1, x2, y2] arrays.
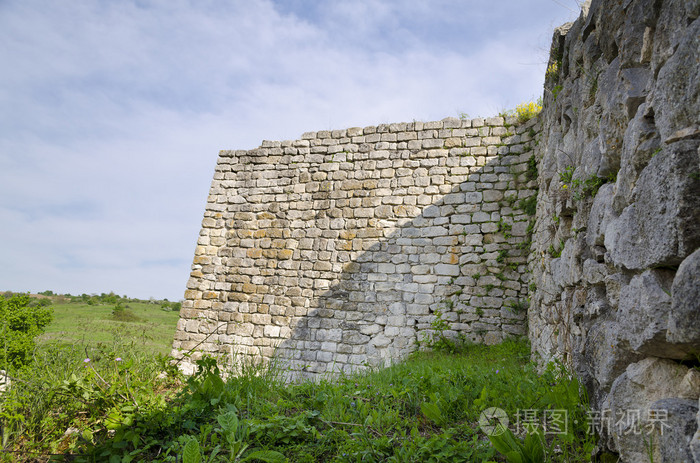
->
[[497, 218, 513, 238], [515, 99, 543, 123], [420, 309, 460, 353], [545, 60, 560, 82], [526, 155, 538, 181], [559, 165, 616, 200], [519, 196, 537, 216], [499, 99, 542, 123]]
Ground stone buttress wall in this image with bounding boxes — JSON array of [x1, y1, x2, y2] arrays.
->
[[172, 116, 539, 379], [529, 0, 700, 461]]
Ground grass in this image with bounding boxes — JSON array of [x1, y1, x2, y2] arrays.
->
[[0, 294, 595, 462], [0, 339, 595, 462], [37, 297, 180, 355]]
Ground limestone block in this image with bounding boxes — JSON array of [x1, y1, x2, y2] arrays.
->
[[668, 249, 700, 348], [586, 183, 615, 247], [604, 358, 699, 463], [483, 331, 502, 345], [472, 211, 490, 223], [263, 325, 281, 338], [481, 222, 498, 233], [611, 104, 660, 214], [649, 18, 700, 144], [605, 141, 700, 270], [422, 139, 444, 149], [502, 324, 526, 336], [435, 264, 459, 276], [648, 398, 699, 463], [582, 321, 645, 398], [342, 331, 369, 345], [315, 351, 333, 363], [693, 397, 700, 463], [582, 259, 607, 285]]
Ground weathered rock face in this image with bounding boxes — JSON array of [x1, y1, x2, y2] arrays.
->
[[529, 0, 700, 460], [173, 117, 538, 379]]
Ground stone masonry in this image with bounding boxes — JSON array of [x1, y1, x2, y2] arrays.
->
[[172, 116, 538, 380], [529, 0, 700, 461]]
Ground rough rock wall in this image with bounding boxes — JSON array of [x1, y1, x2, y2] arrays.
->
[[528, 0, 700, 460], [172, 116, 538, 380]]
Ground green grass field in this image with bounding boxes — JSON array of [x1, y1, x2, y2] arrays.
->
[[0, 293, 596, 462], [36, 297, 181, 355]]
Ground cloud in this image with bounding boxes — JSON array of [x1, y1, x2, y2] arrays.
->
[[0, 0, 580, 299]]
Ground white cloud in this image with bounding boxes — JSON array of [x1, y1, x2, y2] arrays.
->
[[0, 0, 581, 299]]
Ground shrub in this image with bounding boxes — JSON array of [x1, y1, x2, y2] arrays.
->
[[0, 294, 53, 370], [111, 303, 143, 322], [515, 99, 543, 123]]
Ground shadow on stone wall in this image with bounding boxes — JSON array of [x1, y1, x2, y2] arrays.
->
[[173, 117, 539, 380], [252, 148, 533, 380]]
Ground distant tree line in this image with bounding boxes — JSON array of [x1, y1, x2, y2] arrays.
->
[[1, 291, 182, 311]]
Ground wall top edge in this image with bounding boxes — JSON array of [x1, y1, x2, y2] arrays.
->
[[217, 114, 540, 158]]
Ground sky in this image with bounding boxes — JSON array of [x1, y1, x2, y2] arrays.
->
[[0, 0, 583, 301]]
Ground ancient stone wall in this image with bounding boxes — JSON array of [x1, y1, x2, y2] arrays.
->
[[173, 0, 699, 459], [172, 116, 538, 380], [528, 0, 700, 460]]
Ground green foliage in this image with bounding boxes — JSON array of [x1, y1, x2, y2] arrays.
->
[[545, 61, 560, 83], [526, 219, 535, 235], [503, 194, 518, 207], [0, 333, 594, 463], [499, 99, 542, 124], [497, 218, 513, 239], [552, 85, 563, 100], [0, 294, 53, 370], [419, 308, 467, 354], [589, 76, 598, 100], [549, 239, 565, 258], [183, 438, 202, 463], [161, 301, 182, 312], [111, 302, 143, 322], [0, 291, 595, 463], [558, 166, 575, 187], [41, 294, 180, 355], [489, 427, 545, 463], [526, 155, 538, 181], [560, 166, 617, 201], [517, 239, 532, 251], [507, 299, 529, 313], [519, 196, 537, 216], [0, 332, 180, 461], [515, 99, 543, 123]]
